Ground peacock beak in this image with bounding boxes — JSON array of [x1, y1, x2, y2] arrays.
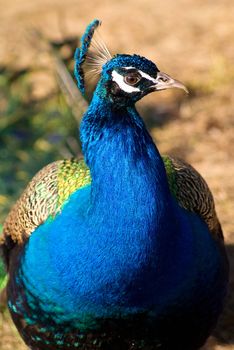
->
[[153, 72, 188, 93]]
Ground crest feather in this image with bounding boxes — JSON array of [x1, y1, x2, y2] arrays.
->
[[74, 19, 112, 95]]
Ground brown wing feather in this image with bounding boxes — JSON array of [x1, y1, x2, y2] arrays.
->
[[2, 161, 61, 245], [2, 159, 91, 245], [163, 155, 224, 241]]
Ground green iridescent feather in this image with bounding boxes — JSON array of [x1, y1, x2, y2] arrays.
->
[[2, 159, 91, 244], [57, 159, 91, 210], [162, 155, 178, 197], [0, 224, 7, 292]]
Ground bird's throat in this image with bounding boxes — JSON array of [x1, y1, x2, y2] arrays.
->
[[80, 97, 171, 211]]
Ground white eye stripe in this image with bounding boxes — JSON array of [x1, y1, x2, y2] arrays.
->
[[111, 71, 140, 93], [123, 67, 157, 83], [139, 70, 157, 83]]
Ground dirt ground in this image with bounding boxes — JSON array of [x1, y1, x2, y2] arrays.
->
[[0, 0, 233, 349]]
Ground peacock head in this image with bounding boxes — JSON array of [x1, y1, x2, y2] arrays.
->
[[74, 20, 188, 107]]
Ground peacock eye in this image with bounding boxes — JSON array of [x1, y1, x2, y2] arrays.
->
[[124, 75, 141, 86]]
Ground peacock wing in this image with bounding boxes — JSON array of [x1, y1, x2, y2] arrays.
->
[[1, 159, 91, 247], [162, 155, 223, 241]]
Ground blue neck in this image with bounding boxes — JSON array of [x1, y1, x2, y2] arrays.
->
[[76, 96, 188, 305], [78, 95, 189, 315], [81, 95, 172, 210], [79, 92, 182, 261]]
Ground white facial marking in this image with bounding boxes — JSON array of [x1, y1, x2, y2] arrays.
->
[[123, 66, 157, 83], [139, 70, 157, 83], [111, 70, 140, 93]]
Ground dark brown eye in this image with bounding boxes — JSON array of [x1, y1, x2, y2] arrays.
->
[[124, 75, 141, 86]]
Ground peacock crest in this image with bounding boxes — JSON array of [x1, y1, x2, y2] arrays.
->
[[74, 19, 112, 95]]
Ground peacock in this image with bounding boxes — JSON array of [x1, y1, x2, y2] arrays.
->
[[0, 19, 229, 350]]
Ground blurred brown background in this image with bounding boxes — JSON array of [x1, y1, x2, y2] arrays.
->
[[0, 0, 233, 349]]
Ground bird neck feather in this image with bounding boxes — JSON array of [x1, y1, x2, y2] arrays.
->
[[81, 95, 171, 207]]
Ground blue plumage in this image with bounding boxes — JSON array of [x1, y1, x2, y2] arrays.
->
[[3, 20, 229, 350]]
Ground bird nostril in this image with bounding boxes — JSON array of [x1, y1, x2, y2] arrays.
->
[[158, 77, 168, 83]]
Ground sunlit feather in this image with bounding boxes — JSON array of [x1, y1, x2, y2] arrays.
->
[[83, 28, 112, 80]]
